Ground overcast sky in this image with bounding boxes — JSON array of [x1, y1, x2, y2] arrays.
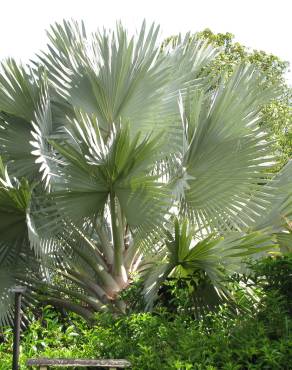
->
[[0, 0, 291, 83]]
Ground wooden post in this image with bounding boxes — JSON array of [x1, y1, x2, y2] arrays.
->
[[11, 286, 26, 370]]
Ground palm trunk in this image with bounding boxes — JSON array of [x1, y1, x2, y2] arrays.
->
[[110, 193, 127, 285]]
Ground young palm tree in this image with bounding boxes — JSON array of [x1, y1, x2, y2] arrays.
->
[[0, 21, 291, 324]]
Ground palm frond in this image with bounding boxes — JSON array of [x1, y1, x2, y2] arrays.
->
[[143, 218, 276, 309], [36, 115, 171, 242], [253, 160, 292, 231], [173, 64, 280, 232], [0, 65, 55, 181], [0, 59, 39, 122], [38, 21, 220, 142]]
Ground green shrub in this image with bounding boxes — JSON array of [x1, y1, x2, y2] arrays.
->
[[0, 306, 291, 369], [250, 254, 292, 312], [1, 256, 291, 369]]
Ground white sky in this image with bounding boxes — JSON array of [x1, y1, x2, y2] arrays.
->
[[0, 0, 291, 83]]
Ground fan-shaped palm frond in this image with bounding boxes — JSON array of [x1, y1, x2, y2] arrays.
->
[[254, 160, 292, 231], [38, 20, 220, 141], [171, 65, 280, 232], [143, 218, 276, 310], [0, 59, 39, 122], [252, 160, 292, 252], [0, 64, 56, 181]]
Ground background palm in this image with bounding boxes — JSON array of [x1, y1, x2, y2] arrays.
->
[[0, 21, 291, 325]]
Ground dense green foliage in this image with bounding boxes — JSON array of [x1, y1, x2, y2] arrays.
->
[[1, 310, 291, 370], [251, 254, 292, 309], [1, 256, 291, 369]]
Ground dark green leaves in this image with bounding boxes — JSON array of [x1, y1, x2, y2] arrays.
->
[[0, 175, 31, 242]]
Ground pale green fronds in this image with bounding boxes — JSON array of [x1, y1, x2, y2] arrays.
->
[[0, 66, 53, 181], [30, 77, 57, 188], [0, 113, 40, 179], [0, 59, 39, 122], [39, 20, 219, 141], [253, 160, 292, 231], [0, 216, 41, 327], [143, 218, 276, 309], [37, 117, 171, 242], [173, 65, 280, 232], [275, 230, 292, 253], [0, 166, 53, 262]]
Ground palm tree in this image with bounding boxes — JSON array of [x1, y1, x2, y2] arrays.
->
[[0, 21, 291, 325]]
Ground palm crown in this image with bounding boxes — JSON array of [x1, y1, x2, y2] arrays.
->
[[0, 21, 291, 325]]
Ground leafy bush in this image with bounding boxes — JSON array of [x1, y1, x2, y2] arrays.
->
[[250, 254, 292, 312], [1, 256, 291, 369], [0, 309, 291, 369]]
